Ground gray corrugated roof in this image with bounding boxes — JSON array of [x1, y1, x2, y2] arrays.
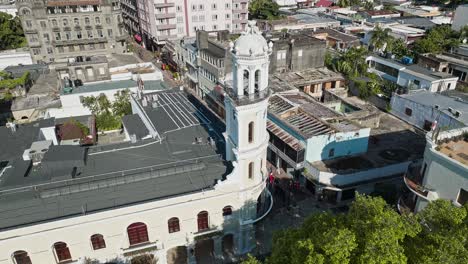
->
[[0, 92, 228, 230]]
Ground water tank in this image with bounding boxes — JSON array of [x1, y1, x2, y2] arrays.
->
[[401, 56, 413, 65]]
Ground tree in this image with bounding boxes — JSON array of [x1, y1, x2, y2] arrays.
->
[[413, 25, 461, 54], [0, 12, 26, 50], [249, 0, 281, 20], [112, 89, 132, 117], [264, 195, 419, 264], [387, 38, 410, 59], [243, 254, 262, 264], [404, 200, 468, 264], [370, 25, 392, 52], [82, 89, 131, 131], [332, 47, 369, 77]]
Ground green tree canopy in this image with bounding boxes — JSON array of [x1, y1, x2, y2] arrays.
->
[[370, 25, 392, 52], [81, 89, 132, 131], [249, 0, 281, 20], [263, 195, 419, 264], [327, 47, 369, 78], [244, 197, 468, 264], [0, 12, 26, 50], [404, 200, 468, 264], [413, 25, 461, 54]]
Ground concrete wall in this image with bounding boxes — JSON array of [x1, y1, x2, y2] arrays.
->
[[398, 71, 458, 92], [305, 128, 371, 163], [390, 95, 465, 131], [415, 134, 468, 211]]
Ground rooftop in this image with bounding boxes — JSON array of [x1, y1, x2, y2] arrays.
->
[[438, 140, 468, 166], [0, 91, 229, 230], [60, 79, 169, 95], [311, 113, 426, 174], [396, 90, 468, 125], [274, 68, 345, 86], [268, 92, 364, 140], [311, 28, 359, 43]]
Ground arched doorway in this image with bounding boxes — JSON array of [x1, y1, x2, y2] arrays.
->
[[222, 234, 235, 262], [166, 246, 188, 264], [195, 238, 215, 264]]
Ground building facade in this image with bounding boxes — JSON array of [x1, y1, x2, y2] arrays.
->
[[0, 21, 272, 264], [16, 0, 127, 64], [125, 0, 249, 48], [399, 127, 468, 213]]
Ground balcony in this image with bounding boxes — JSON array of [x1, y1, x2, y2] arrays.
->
[[24, 28, 37, 34], [233, 9, 248, 14], [224, 85, 270, 106], [52, 26, 60, 32], [155, 12, 176, 19], [122, 242, 159, 257], [53, 37, 108, 46], [397, 193, 416, 214], [154, 3, 175, 8], [157, 24, 176, 30], [233, 0, 248, 3], [403, 163, 438, 201]]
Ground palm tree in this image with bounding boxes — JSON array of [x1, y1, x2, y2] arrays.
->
[[370, 25, 392, 52]]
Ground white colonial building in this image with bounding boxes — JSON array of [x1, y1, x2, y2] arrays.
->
[[0, 22, 272, 264]]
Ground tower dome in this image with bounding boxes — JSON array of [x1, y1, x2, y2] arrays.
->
[[231, 21, 272, 57]]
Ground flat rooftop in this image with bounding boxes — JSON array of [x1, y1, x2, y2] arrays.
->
[[61, 79, 169, 95], [438, 140, 468, 166], [275, 68, 344, 85], [311, 113, 426, 173], [0, 91, 229, 230]]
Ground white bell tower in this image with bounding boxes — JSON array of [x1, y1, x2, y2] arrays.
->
[[224, 21, 273, 190]]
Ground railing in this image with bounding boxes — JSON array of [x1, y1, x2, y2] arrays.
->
[[224, 86, 270, 106], [155, 12, 176, 19], [268, 142, 303, 170], [403, 163, 437, 200], [156, 24, 176, 30], [155, 3, 175, 8]]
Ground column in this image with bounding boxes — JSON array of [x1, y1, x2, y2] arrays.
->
[[157, 249, 168, 264]]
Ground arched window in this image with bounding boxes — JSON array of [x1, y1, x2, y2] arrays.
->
[[197, 211, 209, 231], [74, 18, 79, 26], [12, 250, 31, 264], [52, 19, 58, 26], [248, 121, 254, 143], [168, 217, 180, 233], [21, 9, 31, 15], [53, 242, 71, 263], [90, 234, 106, 250], [62, 19, 68, 26], [243, 70, 249, 95], [222, 206, 233, 216], [85, 17, 90, 25], [254, 70, 260, 90], [95, 17, 100, 24], [127, 222, 149, 246], [248, 162, 254, 179]]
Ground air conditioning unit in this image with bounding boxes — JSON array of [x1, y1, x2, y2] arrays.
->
[[455, 111, 461, 118], [448, 107, 453, 113]]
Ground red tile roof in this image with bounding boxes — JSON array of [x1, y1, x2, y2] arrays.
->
[[316, 0, 333, 7]]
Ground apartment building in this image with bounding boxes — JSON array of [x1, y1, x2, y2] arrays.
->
[[399, 127, 468, 213], [124, 0, 249, 48], [16, 0, 127, 64]]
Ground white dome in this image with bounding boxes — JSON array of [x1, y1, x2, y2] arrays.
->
[[233, 21, 270, 56]]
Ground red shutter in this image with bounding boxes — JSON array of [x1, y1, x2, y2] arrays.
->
[[91, 234, 106, 250], [168, 218, 180, 233], [54, 242, 71, 262], [13, 251, 32, 264], [197, 211, 209, 231], [127, 223, 149, 246]]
